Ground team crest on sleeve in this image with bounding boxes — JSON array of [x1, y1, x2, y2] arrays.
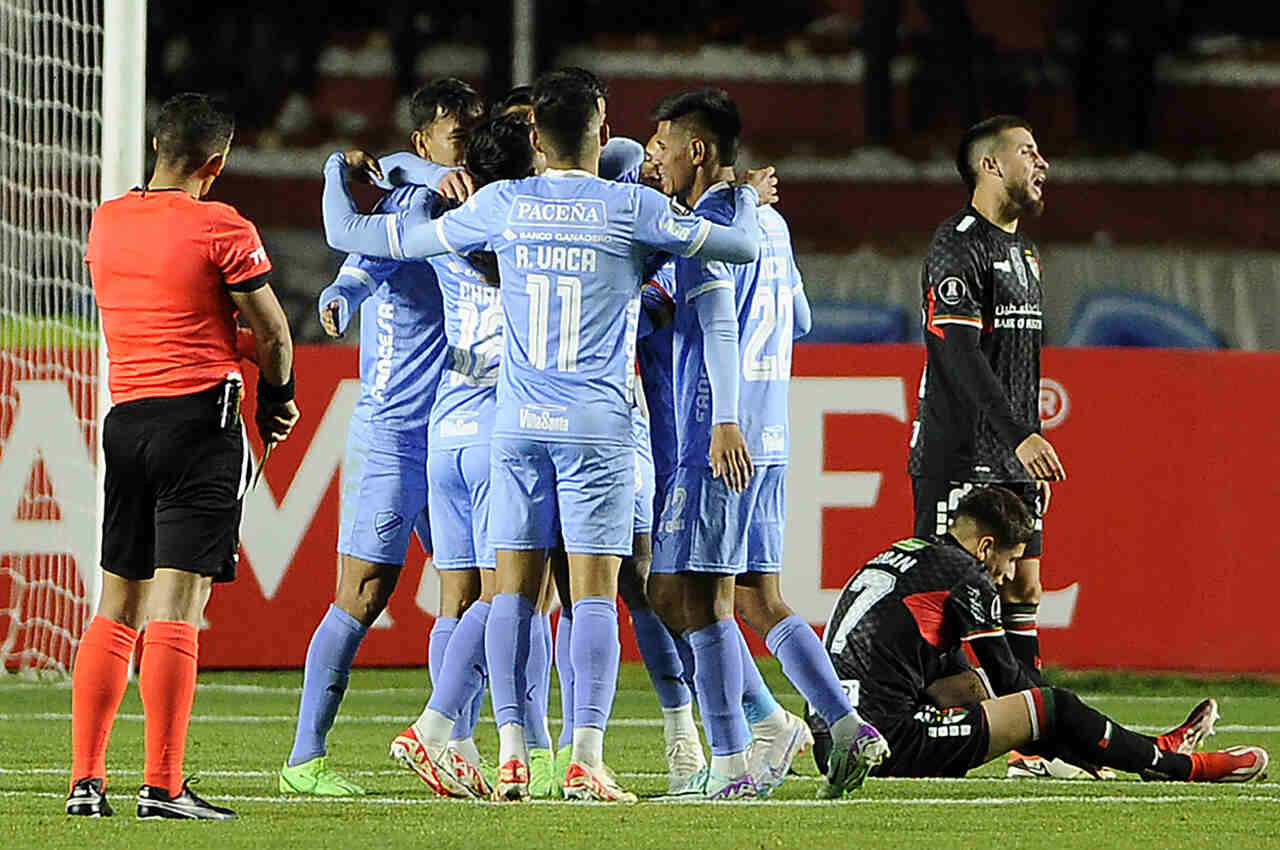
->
[[1025, 251, 1041, 280], [936, 277, 966, 305]]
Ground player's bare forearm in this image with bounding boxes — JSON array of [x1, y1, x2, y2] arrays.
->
[[256, 336, 293, 387], [231, 285, 293, 387]]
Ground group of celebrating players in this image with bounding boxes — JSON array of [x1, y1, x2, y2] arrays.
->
[[281, 68, 1269, 805], [68, 66, 1269, 821]]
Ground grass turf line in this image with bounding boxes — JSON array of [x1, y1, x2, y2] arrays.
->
[[2, 661, 1278, 849]]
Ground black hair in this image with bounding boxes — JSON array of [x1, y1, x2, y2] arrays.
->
[[650, 88, 741, 167], [955, 115, 1034, 192], [954, 486, 1036, 548], [557, 66, 609, 101], [490, 85, 533, 119], [530, 71, 601, 159], [409, 78, 485, 131], [466, 113, 536, 186], [152, 93, 235, 176]]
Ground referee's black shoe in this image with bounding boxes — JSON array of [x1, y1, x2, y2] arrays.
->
[[66, 777, 113, 817], [137, 779, 237, 820]]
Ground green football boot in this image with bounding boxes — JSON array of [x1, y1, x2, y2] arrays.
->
[[527, 748, 556, 798], [279, 756, 367, 796], [553, 746, 573, 798]]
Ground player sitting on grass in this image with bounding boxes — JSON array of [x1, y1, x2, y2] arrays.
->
[[807, 485, 1269, 792]]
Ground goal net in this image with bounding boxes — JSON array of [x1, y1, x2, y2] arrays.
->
[[0, 1, 107, 675]]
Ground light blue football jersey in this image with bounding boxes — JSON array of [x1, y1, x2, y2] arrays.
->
[[672, 185, 805, 467], [339, 185, 449, 430], [429, 252, 503, 450], [429, 171, 732, 446]]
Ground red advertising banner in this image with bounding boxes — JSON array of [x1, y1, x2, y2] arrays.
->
[[4, 344, 1277, 672]]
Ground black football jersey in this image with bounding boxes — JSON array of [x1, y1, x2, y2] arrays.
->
[[821, 535, 1033, 721], [907, 206, 1044, 483]]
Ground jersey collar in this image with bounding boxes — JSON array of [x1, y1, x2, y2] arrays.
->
[[543, 168, 595, 180], [693, 181, 732, 210]]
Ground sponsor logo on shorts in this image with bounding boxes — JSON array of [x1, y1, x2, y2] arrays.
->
[[374, 511, 404, 542], [519, 404, 570, 433], [761, 426, 785, 455], [926, 724, 973, 738], [440, 417, 479, 439]]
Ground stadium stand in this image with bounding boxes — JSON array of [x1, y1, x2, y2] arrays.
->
[[139, 3, 1280, 348]]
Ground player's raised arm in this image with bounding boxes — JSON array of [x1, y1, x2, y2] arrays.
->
[[322, 151, 449, 260], [633, 183, 762, 264], [599, 136, 645, 183]]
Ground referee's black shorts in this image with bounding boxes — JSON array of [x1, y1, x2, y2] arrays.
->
[[911, 477, 1043, 558], [102, 385, 251, 582]]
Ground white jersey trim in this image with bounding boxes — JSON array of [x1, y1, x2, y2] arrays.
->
[[435, 217, 457, 254], [338, 265, 378, 291], [931, 316, 984, 328], [682, 218, 712, 257], [685, 279, 734, 302], [384, 214, 403, 260]]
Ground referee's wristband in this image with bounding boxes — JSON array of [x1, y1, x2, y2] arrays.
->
[[258, 371, 295, 405]]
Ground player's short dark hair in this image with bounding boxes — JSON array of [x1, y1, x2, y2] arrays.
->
[[955, 115, 1034, 192], [531, 71, 601, 159], [650, 88, 741, 167], [153, 93, 235, 176], [490, 85, 533, 118], [409, 78, 484, 131], [557, 67, 609, 102], [466, 113, 536, 186], [954, 486, 1036, 548]]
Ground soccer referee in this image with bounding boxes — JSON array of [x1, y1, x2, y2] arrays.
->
[[68, 93, 299, 820]]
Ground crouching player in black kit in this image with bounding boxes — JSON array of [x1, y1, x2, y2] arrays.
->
[[806, 487, 1268, 787]]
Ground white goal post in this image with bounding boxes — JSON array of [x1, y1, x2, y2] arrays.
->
[[0, 0, 144, 675]]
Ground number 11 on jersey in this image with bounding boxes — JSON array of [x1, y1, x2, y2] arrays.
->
[[526, 273, 581, 371]]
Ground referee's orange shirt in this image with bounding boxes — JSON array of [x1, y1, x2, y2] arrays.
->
[[86, 188, 272, 404]]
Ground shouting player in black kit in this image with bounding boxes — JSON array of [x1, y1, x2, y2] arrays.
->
[[806, 487, 1268, 785], [908, 116, 1060, 723]]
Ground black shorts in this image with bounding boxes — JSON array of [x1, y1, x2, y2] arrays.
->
[[867, 702, 991, 778], [102, 385, 251, 582], [911, 478, 1043, 558]]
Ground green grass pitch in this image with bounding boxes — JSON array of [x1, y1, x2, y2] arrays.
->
[[2, 661, 1278, 849]]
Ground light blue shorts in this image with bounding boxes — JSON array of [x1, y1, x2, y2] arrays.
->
[[337, 416, 430, 564], [633, 411, 655, 536], [427, 444, 494, 571], [651, 464, 786, 575], [488, 436, 634, 556]]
